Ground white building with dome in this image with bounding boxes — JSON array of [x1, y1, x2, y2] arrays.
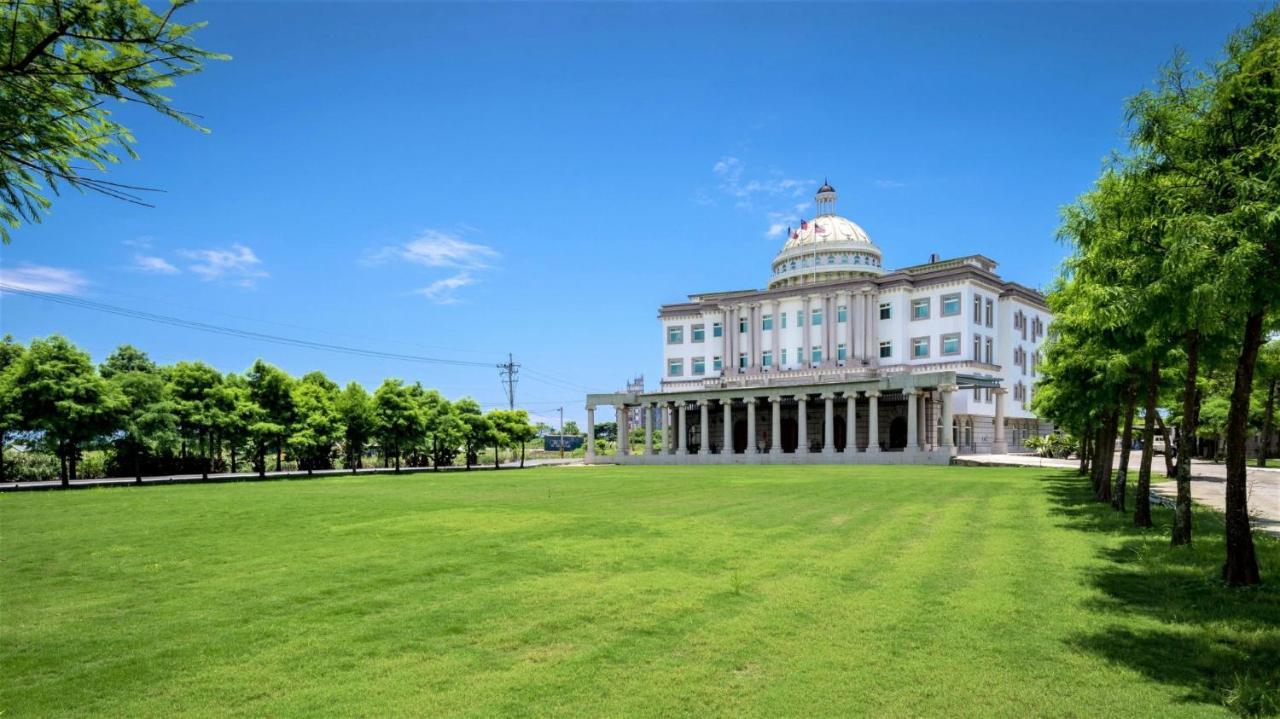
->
[[585, 181, 1053, 464]]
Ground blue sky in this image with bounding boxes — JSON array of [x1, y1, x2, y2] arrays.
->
[[0, 1, 1264, 425]]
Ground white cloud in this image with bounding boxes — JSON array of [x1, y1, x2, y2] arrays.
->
[[178, 244, 267, 287], [367, 228, 499, 304], [874, 179, 907, 189], [369, 229, 499, 270], [122, 236, 153, 249], [0, 263, 89, 295], [132, 255, 180, 275], [707, 157, 815, 237], [412, 272, 476, 305]]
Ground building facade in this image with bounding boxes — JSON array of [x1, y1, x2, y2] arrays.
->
[[586, 182, 1053, 464]]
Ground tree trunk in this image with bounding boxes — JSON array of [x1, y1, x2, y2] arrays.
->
[[494, 442, 501, 469], [68, 448, 78, 482], [1172, 330, 1198, 547], [135, 446, 143, 484], [1260, 377, 1276, 468], [1156, 415, 1176, 478], [202, 430, 210, 481], [258, 449, 266, 478], [1078, 431, 1091, 476], [1135, 358, 1159, 528], [1113, 388, 1136, 512], [520, 441, 526, 468], [276, 441, 283, 472], [394, 449, 400, 473], [1222, 312, 1263, 586], [230, 446, 237, 474], [59, 449, 68, 486], [1093, 413, 1117, 503]]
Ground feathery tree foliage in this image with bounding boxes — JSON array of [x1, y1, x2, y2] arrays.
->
[[0, 0, 225, 241]]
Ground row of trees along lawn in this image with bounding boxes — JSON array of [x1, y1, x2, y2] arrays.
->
[[1032, 8, 1280, 587], [0, 335, 540, 484]]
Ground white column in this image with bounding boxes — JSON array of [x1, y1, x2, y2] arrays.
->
[[822, 392, 835, 455], [845, 393, 856, 454], [722, 400, 733, 454], [852, 293, 863, 361], [616, 404, 629, 457], [769, 396, 782, 455], [865, 390, 881, 454], [585, 405, 596, 461], [940, 384, 956, 450], [770, 299, 781, 371], [665, 404, 676, 454], [677, 403, 688, 455], [844, 291, 855, 364], [906, 390, 919, 453], [867, 290, 879, 366], [721, 308, 731, 376], [725, 306, 736, 375], [992, 388, 1008, 453], [797, 396, 809, 454], [697, 400, 710, 456], [644, 402, 653, 455], [746, 398, 758, 455], [802, 296, 812, 367]]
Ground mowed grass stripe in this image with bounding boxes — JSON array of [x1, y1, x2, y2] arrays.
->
[[2, 465, 1277, 718]]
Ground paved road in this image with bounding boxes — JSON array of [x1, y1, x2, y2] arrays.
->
[[958, 453, 1280, 536], [0, 457, 581, 492]]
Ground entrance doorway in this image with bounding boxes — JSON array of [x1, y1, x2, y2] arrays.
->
[[889, 416, 907, 449]]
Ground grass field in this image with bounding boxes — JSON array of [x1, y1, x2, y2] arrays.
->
[[2, 465, 1278, 718]]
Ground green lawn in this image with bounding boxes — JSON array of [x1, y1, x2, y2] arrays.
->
[[2, 466, 1277, 718]]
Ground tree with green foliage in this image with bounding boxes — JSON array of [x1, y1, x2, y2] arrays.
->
[[562, 419, 581, 436], [489, 409, 537, 468], [335, 381, 373, 473], [7, 335, 119, 484], [99, 344, 158, 379], [1258, 339, 1280, 468], [167, 360, 226, 480], [245, 359, 294, 472], [419, 389, 464, 470], [109, 356, 177, 482], [0, 0, 225, 242], [454, 397, 490, 470], [0, 334, 26, 481], [289, 373, 341, 474], [371, 379, 420, 473]]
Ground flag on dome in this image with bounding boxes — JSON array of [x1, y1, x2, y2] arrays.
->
[[799, 218, 808, 230], [814, 223, 827, 235]]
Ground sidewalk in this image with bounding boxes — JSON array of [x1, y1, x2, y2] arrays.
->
[[957, 453, 1280, 537], [0, 457, 581, 492]]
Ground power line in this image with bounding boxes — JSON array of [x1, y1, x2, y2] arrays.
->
[[0, 284, 495, 369]]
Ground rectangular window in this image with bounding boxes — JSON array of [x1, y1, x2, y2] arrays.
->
[[973, 334, 982, 361], [692, 357, 705, 375], [879, 341, 893, 359], [985, 337, 993, 365], [811, 346, 823, 364], [973, 387, 981, 401], [781, 348, 788, 365], [762, 314, 773, 331], [796, 347, 803, 366], [811, 308, 823, 326], [739, 353, 748, 369], [986, 299, 994, 328], [762, 350, 773, 367], [911, 298, 930, 320], [974, 295, 982, 324], [712, 356, 722, 372], [712, 322, 723, 338], [691, 323, 705, 343], [795, 310, 803, 327], [941, 293, 961, 317], [941, 333, 961, 356], [837, 305, 848, 323], [912, 336, 930, 359], [879, 302, 892, 320], [667, 325, 683, 344], [781, 312, 788, 329], [837, 343, 847, 361], [668, 358, 683, 376], [739, 317, 748, 333]]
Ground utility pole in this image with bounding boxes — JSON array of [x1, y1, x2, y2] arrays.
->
[[558, 406, 565, 459], [497, 352, 520, 410]]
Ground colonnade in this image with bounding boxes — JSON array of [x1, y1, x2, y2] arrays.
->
[[583, 383, 999, 463], [719, 288, 880, 373]]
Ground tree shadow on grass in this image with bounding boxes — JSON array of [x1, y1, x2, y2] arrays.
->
[[1038, 472, 1280, 717]]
